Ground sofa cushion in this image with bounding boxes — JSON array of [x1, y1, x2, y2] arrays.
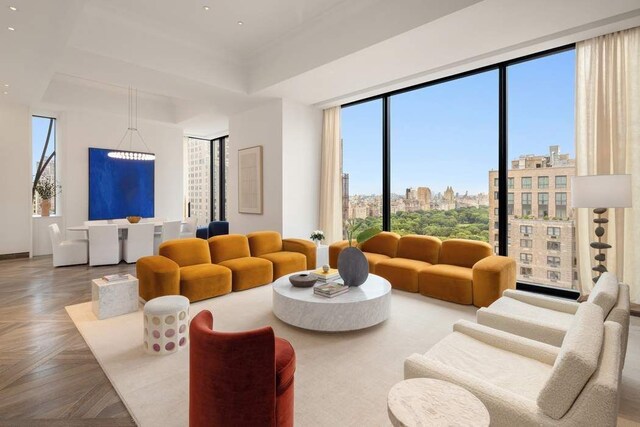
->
[[488, 296, 575, 332], [137, 255, 180, 301], [179, 264, 232, 302], [537, 302, 604, 419], [209, 234, 252, 263], [375, 258, 432, 292], [259, 251, 306, 279], [396, 235, 441, 264], [424, 331, 552, 401], [438, 239, 492, 268], [587, 272, 619, 318], [160, 238, 211, 267], [363, 252, 390, 273], [359, 232, 400, 258], [218, 257, 273, 291], [248, 231, 283, 257], [419, 264, 473, 304]]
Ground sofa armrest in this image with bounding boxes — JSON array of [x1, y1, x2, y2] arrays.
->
[[503, 289, 579, 314], [328, 240, 355, 268], [477, 307, 568, 347], [136, 255, 180, 302], [453, 320, 559, 365], [404, 354, 541, 425], [472, 255, 516, 307], [283, 238, 316, 270]]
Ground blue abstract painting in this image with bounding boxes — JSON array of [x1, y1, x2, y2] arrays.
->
[[89, 148, 154, 220]]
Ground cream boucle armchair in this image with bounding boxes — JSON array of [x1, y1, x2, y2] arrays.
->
[[476, 272, 630, 366], [405, 303, 621, 427]]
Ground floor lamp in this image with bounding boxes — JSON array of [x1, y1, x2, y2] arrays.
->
[[571, 174, 632, 287]]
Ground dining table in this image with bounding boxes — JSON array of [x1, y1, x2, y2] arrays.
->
[[67, 222, 169, 234]]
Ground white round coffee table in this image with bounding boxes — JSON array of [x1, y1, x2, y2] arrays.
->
[[272, 272, 391, 332], [387, 378, 490, 427]]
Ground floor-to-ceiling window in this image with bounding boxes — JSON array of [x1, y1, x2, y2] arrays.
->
[[32, 116, 57, 215], [506, 49, 577, 290], [341, 99, 383, 236], [341, 45, 577, 296], [184, 135, 228, 225], [389, 70, 497, 243]]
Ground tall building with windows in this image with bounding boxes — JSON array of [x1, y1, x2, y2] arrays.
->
[[186, 138, 211, 226], [489, 146, 577, 289]]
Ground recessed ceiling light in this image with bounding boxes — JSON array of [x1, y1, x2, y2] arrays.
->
[[8, 27, 15, 31], [237, 21, 244, 26], [9, 6, 17, 11], [3, 84, 9, 88], [203, 5, 210, 11], [3, 91, 8, 95]]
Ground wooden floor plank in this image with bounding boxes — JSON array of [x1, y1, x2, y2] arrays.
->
[[0, 256, 135, 425]]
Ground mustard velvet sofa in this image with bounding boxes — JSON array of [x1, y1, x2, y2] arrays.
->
[[329, 233, 515, 307], [138, 238, 232, 302], [247, 231, 316, 279], [208, 234, 273, 292], [138, 232, 316, 302]]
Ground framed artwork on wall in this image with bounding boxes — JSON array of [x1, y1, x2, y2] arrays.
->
[[238, 145, 263, 214]]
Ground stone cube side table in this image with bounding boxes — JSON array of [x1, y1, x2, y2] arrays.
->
[[92, 274, 139, 320]]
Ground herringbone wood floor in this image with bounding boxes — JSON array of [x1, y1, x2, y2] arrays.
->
[[1, 256, 638, 426], [0, 256, 136, 426]]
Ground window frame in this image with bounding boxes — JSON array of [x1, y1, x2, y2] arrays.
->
[[185, 135, 228, 222], [341, 43, 578, 300]]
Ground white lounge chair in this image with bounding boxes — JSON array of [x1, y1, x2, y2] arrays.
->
[[405, 303, 621, 427]]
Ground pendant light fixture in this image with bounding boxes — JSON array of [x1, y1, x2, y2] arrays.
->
[[108, 86, 155, 161]]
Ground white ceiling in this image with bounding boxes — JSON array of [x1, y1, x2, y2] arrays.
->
[[1, 0, 639, 137]]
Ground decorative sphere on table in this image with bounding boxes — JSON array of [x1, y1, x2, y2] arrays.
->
[[337, 247, 368, 287], [322, 265, 330, 273]]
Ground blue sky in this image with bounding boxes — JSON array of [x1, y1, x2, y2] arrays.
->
[[32, 116, 56, 177], [342, 49, 576, 195]]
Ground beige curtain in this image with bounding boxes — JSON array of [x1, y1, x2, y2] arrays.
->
[[575, 27, 640, 303], [319, 107, 342, 244]]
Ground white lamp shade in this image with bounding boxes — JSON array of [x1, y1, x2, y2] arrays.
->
[[571, 174, 632, 208]]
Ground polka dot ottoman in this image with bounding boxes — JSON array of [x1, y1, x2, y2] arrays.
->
[[143, 295, 189, 355]]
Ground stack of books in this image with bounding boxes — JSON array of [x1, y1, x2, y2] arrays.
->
[[310, 268, 340, 283], [314, 282, 349, 298]]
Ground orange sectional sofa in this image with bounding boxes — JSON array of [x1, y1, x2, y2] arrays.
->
[[137, 232, 315, 302], [329, 232, 515, 307]]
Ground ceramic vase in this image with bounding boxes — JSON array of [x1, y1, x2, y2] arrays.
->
[[40, 199, 51, 217], [337, 246, 368, 287]]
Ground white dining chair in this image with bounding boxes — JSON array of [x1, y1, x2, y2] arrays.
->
[[180, 217, 197, 239], [154, 220, 182, 254], [49, 224, 88, 267], [88, 224, 120, 266], [123, 223, 155, 263]]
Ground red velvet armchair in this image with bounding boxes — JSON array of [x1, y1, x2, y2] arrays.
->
[[189, 310, 296, 427]]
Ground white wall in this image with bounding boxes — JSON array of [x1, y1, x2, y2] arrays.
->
[[228, 100, 284, 234], [282, 99, 322, 238], [60, 110, 183, 236], [228, 99, 322, 238], [0, 103, 31, 256]]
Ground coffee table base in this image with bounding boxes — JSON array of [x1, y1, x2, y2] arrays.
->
[[272, 273, 391, 332]]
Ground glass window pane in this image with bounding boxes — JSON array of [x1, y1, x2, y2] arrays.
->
[[185, 137, 211, 226], [507, 49, 576, 290], [341, 99, 383, 236], [32, 116, 57, 215], [390, 70, 498, 247]]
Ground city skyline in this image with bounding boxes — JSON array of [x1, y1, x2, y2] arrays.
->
[[342, 49, 575, 196]]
